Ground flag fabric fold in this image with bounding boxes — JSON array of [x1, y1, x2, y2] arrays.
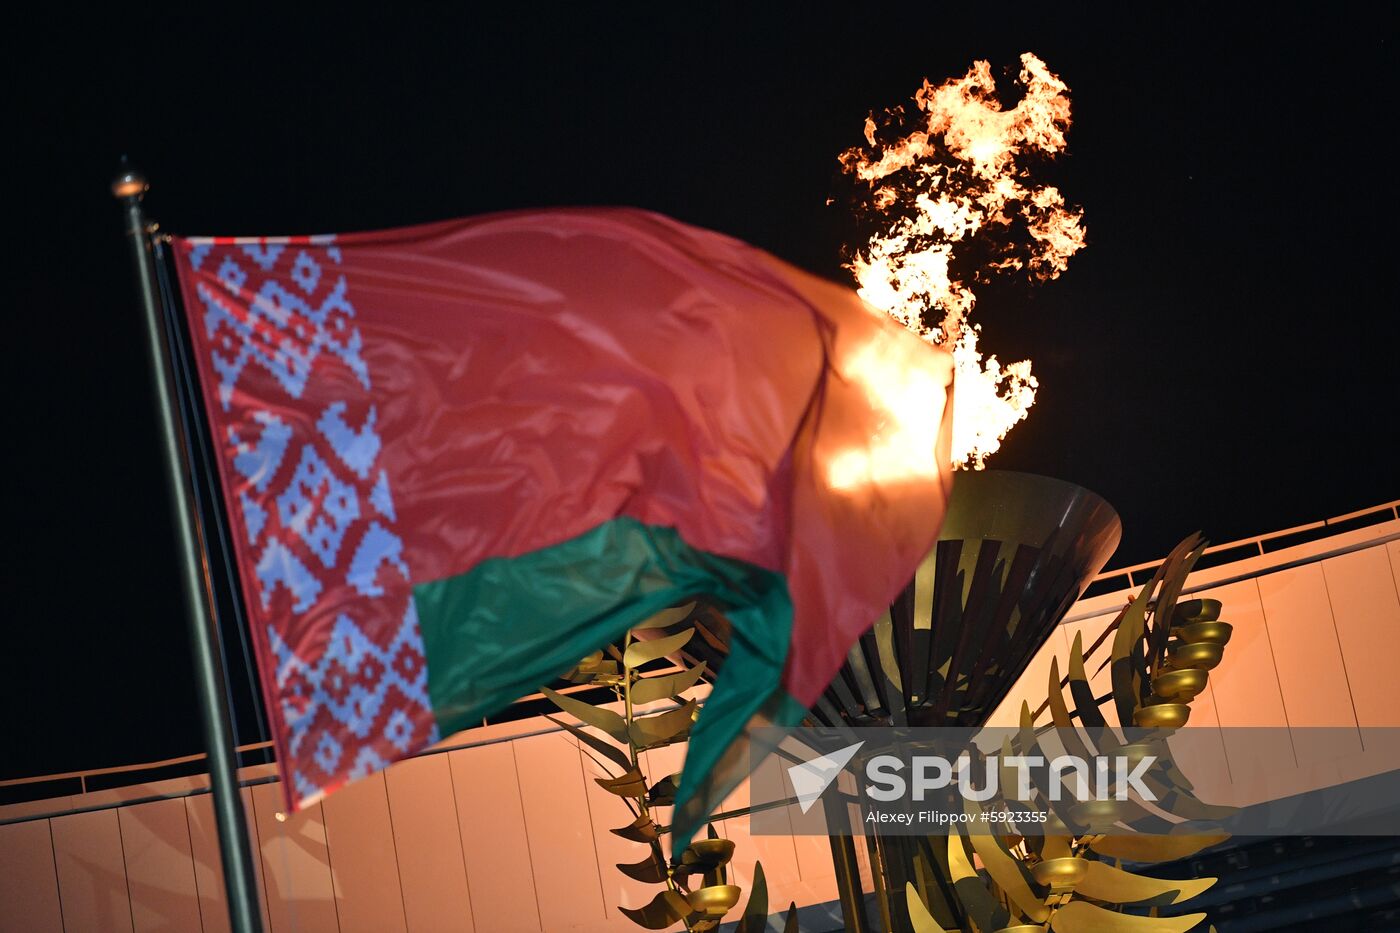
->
[[169, 208, 953, 839]]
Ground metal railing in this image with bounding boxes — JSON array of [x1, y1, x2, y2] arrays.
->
[[1094, 500, 1399, 590], [0, 741, 276, 795], [0, 667, 683, 809]]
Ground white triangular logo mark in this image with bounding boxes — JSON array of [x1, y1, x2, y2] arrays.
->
[[788, 741, 864, 814]]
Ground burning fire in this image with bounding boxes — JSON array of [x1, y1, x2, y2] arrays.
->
[[841, 53, 1085, 468], [828, 330, 952, 491]]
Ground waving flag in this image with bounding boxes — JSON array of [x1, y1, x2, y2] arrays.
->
[[170, 208, 954, 836]]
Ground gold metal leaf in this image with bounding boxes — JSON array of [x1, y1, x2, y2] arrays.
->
[[624, 627, 696, 668], [1152, 542, 1207, 657], [1110, 580, 1154, 724], [946, 835, 976, 883], [735, 860, 769, 933], [1016, 702, 1081, 831], [646, 773, 680, 806], [1045, 657, 1076, 730], [874, 610, 904, 694], [596, 767, 649, 798], [947, 833, 1011, 932], [1050, 900, 1205, 933], [996, 735, 1056, 843], [1144, 536, 1206, 668], [1068, 632, 1107, 729], [1019, 700, 1037, 745], [616, 853, 670, 883], [540, 686, 630, 743], [905, 882, 950, 932], [611, 814, 660, 842], [630, 698, 698, 750], [1089, 831, 1229, 863], [1076, 859, 1216, 906], [619, 889, 693, 929], [544, 714, 632, 774], [964, 800, 1049, 923], [1045, 657, 1098, 777], [999, 734, 1030, 792], [631, 661, 709, 705], [632, 601, 699, 630]]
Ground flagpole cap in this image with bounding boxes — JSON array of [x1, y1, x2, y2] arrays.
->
[[111, 167, 148, 200]]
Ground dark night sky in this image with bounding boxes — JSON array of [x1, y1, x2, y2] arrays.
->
[[4, 8, 1395, 780]]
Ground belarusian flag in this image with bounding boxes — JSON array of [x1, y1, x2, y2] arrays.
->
[[170, 208, 953, 841]]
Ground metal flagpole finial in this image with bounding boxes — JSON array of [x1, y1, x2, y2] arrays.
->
[[111, 157, 149, 200]]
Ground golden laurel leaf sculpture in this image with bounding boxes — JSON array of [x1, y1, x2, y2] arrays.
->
[[540, 531, 1231, 930], [902, 531, 1234, 932], [543, 611, 799, 932]]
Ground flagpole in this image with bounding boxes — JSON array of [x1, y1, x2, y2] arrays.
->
[[113, 166, 264, 933]]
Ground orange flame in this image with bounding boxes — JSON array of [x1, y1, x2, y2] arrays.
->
[[827, 330, 952, 491], [841, 53, 1084, 468]]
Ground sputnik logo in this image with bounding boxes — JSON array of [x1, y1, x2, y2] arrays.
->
[[788, 741, 865, 813]]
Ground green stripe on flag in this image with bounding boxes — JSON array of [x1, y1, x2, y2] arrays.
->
[[412, 516, 799, 840]]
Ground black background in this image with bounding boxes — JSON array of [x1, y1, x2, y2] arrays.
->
[[4, 7, 1394, 779]]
